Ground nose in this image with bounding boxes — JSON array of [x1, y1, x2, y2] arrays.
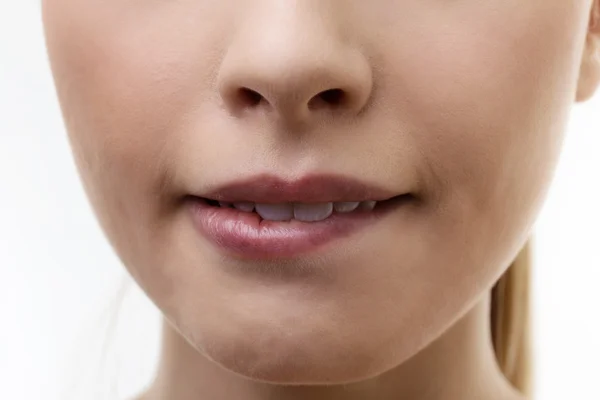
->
[[216, 7, 373, 123]]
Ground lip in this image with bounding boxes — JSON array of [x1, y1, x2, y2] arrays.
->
[[196, 173, 403, 203], [188, 173, 413, 260]]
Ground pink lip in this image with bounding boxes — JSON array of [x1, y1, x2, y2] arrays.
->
[[188, 174, 413, 259], [196, 173, 402, 203]]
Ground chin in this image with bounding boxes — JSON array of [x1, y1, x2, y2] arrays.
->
[[187, 315, 402, 385]]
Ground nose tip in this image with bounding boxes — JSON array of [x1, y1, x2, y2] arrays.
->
[[216, 43, 373, 121]]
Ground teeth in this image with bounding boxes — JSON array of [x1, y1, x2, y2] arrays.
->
[[233, 202, 255, 212], [254, 203, 294, 221], [293, 203, 333, 222], [214, 199, 379, 221], [359, 200, 377, 211], [333, 201, 360, 213]]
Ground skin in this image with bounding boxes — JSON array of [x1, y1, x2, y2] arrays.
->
[[41, 0, 600, 399]]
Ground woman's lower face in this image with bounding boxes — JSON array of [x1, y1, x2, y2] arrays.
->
[[42, 0, 592, 384]]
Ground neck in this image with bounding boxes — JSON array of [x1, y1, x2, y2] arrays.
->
[[140, 292, 524, 400]]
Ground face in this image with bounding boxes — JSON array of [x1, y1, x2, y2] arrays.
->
[[42, 0, 595, 384]]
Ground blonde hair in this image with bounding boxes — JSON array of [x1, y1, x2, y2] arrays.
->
[[491, 239, 533, 398]]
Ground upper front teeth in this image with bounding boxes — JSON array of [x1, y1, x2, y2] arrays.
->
[[254, 203, 296, 221], [333, 201, 360, 212], [293, 202, 333, 222], [220, 201, 376, 222]]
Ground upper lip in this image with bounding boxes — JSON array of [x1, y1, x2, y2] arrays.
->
[[195, 173, 408, 203]]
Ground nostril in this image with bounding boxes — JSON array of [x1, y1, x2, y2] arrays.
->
[[309, 88, 346, 110], [320, 89, 345, 104], [238, 87, 263, 107]]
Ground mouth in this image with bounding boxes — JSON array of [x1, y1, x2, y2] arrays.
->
[[195, 195, 411, 223], [187, 173, 415, 259]]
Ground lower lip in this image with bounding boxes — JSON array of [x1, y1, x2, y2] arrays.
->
[[188, 195, 412, 259]]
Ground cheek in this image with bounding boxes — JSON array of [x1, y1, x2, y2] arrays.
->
[[42, 0, 230, 186], [42, 0, 225, 256], [381, 2, 583, 233], [42, 4, 176, 294]]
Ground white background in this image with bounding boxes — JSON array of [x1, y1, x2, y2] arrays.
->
[[1, 1, 599, 399]]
